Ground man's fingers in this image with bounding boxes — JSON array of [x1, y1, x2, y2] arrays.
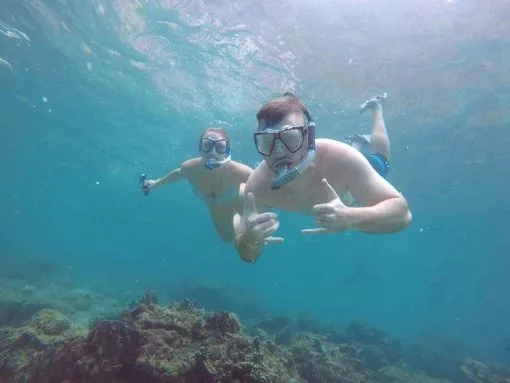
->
[[321, 178, 339, 202], [243, 192, 258, 215], [316, 214, 334, 224], [264, 236, 284, 244], [312, 203, 332, 214], [259, 220, 280, 239], [254, 219, 276, 234], [249, 212, 278, 226], [301, 227, 335, 235]]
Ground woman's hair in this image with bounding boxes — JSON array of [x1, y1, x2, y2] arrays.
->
[[256, 92, 312, 129], [199, 127, 230, 141]]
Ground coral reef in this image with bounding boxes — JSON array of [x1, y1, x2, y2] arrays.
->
[[460, 358, 510, 383], [1, 286, 510, 383], [29, 298, 299, 382], [344, 322, 401, 371], [0, 292, 373, 383], [290, 333, 368, 383], [0, 277, 128, 329], [0, 308, 87, 382]]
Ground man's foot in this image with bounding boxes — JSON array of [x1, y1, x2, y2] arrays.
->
[[360, 93, 387, 113]]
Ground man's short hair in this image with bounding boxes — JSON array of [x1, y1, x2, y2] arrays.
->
[[256, 93, 311, 129]]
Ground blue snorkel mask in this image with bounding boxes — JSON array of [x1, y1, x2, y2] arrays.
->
[[204, 149, 232, 170], [199, 137, 232, 170]]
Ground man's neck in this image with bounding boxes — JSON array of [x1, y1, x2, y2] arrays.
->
[[277, 161, 316, 192]]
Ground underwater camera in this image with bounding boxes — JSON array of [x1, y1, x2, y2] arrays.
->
[[139, 173, 149, 196]]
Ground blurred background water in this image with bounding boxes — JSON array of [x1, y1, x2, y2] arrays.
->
[[1, 0, 510, 368]]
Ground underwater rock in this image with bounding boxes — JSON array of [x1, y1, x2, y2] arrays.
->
[[275, 327, 295, 346], [460, 357, 510, 383], [29, 298, 298, 382], [12, 291, 382, 383], [345, 321, 401, 369], [0, 308, 86, 382], [29, 308, 72, 336], [3, 289, 496, 383], [175, 298, 201, 311], [139, 289, 159, 306], [257, 316, 296, 347], [362, 343, 391, 371], [204, 311, 241, 334], [290, 332, 369, 383]]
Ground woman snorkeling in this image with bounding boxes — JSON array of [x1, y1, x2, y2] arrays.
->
[[141, 127, 252, 243]]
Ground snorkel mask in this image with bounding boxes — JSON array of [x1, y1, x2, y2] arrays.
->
[[271, 120, 315, 190], [256, 92, 316, 190], [199, 137, 232, 170], [205, 150, 231, 169]]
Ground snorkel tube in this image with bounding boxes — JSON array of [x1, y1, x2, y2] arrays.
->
[[271, 93, 316, 190], [204, 147, 232, 170]]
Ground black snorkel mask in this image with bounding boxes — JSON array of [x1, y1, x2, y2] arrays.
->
[[269, 92, 316, 190]]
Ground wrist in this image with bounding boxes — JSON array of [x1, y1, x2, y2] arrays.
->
[[344, 206, 362, 230], [237, 232, 261, 263], [243, 232, 260, 248]]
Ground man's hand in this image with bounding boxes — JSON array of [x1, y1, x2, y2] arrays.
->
[[242, 192, 284, 245], [302, 178, 353, 235]]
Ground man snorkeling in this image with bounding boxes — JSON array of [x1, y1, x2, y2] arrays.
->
[[233, 93, 412, 263]]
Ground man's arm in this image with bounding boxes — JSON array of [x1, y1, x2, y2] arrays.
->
[[342, 150, 412, 234]]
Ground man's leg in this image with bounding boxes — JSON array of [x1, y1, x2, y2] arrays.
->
[[360, 93, 390, 160]]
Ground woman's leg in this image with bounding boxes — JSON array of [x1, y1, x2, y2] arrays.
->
[[209, 207, 236, 243]]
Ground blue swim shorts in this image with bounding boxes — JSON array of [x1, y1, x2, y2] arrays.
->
[[363, 152, 390, 178]]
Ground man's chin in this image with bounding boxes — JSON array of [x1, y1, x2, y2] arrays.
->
[[271, 161, 294, 173]]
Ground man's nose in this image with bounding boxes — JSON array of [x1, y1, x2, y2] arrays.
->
[[273, 139, 286, 155]]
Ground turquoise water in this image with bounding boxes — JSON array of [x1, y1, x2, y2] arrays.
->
[[1, 0, 510, 369]]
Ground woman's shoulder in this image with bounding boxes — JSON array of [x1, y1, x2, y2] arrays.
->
[[181, 157, 202, 170]]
